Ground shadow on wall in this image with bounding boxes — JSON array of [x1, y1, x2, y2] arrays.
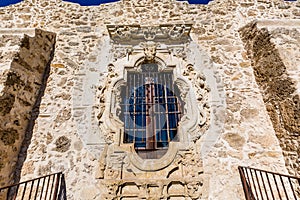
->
[[239, 22, 300, 176], [14, 30, 56, 184], [0, 29, 56, 187]]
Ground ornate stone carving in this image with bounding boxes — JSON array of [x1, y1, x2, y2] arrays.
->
[[105, 182, 120, 196], [107, 25, 191, 63], [187, 180, 204, 199], [143, 27, 158, 40], [96, 84, 106, 122], [114, 26, 131, 39], [100, 179, 205, 199], [168, 24, 187, 39], [96, 64, 119, 143], [105, 164, 120, 179], [107, 24, 192, 45], [99, 150, 205, 199], [181, 152, 203, 178], [169, 46, 187, 59], [140, 41, 159, 61], [97, 64, 118, 122], [97, 23, 209, 199], [112, 86, 122, 118], [175, 78, 190, 102], [183, 64, 210, 141], [111, 45, 133, 60]]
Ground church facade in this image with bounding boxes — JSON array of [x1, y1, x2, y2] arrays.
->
[[0, 0, 299, 199]]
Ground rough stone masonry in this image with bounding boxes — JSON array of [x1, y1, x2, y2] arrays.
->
[[0, 29, 56, 187], [0, 0, 299, 199]]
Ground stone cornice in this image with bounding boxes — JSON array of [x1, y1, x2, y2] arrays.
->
[[107, 24, 192, 45]]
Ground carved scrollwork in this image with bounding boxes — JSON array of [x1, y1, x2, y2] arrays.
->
[[105, 164, 120, 180], [96, 64, 120, 143], [97, 23, 210, 199], [168, 25, 187, 39], [111, 45, 133, 61], [107, 24, 192, 45], [97, 64, 118, 122], [115, 26, 131, 39], [174, 78, 189, 102], [112, 87, 122, 117], [96, 84, 106, 123], [100, 179, 204, 199], [183, 64, 210, 141], [143, 27, 157, 40], [169, 46, 187, 59], [98, 148, 205, 199]]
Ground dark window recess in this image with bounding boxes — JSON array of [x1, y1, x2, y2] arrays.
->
[[120, 64, 183, 159]]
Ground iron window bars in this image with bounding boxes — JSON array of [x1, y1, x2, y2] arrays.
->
[[120, 64, 183, 158]]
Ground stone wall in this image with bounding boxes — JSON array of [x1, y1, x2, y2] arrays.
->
[[0, 35, 23, 93], [0, 0, 299, 199], [0, 29, 56, 187], [239, 22, 300, 176]]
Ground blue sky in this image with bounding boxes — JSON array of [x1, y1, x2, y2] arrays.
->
[[0, 0, 211, 7]]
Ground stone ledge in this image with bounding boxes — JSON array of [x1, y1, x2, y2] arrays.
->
[[0, 28, 35, 36], [257, 19, 300, 28]]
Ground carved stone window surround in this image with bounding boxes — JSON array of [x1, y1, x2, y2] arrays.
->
[[93, 24, 224, 199], [105, 50, 200, 171]]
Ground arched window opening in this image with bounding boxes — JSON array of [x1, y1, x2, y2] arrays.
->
[[120, 63, 183, 159]]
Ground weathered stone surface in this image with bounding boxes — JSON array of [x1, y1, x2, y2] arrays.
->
[[0, 150, 8, 170], [0, 128, 18, 146], [0, 0, 298, 199], [54, 136, 71, 153], [0, 93, 15, 115], [239, 22, 300, 176], [240, 108, 259, 120], [0, 29, 56, 187], [279, 95, 300, 135]]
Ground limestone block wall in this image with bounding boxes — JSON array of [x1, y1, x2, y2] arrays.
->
[[0, 29, 56, 187], [0, 0, 299, 199]]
